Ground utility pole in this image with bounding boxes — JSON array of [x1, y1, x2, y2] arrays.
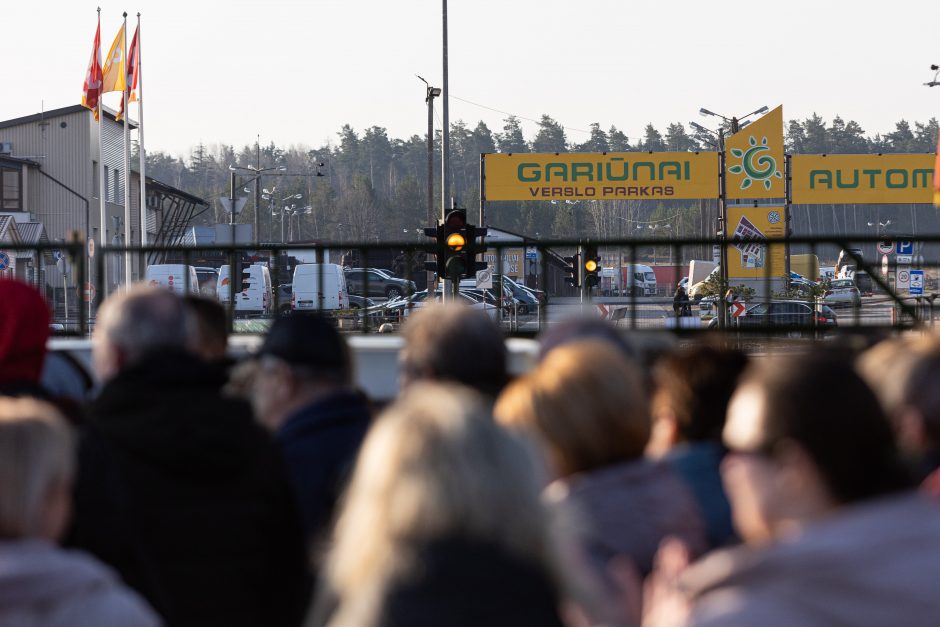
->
[[441, 0, 451, 220], [255, 135, 261, 243], [418, 76, 441, 290]]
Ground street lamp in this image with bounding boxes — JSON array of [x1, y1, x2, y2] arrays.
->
[[699, 105, 768, 134], [230, 164, 287, 243], [264, 193, 303, 243]]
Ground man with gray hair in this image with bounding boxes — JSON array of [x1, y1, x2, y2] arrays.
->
[[69, 285, 310, 626]]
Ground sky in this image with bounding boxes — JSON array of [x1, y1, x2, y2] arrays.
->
[[3, 0, 939, 158]]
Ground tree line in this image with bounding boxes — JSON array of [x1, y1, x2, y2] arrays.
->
[[144, 113, 939, 244]]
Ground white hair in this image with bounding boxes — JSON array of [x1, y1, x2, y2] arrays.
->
[[0, 398, 73, 538]]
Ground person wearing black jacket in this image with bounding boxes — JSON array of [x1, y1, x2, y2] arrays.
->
[[252, 315, 372, 555], [69, 286, 310, 627]]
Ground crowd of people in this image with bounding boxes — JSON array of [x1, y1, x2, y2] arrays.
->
[[0, 275, 939, 626]]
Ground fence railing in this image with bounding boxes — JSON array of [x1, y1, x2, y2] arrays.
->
[[6, 234, 940, 338]]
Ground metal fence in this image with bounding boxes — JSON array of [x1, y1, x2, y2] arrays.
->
[[8, 233, 940, 339]]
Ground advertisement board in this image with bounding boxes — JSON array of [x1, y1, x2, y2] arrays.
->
[[791, 154, 935, 204], [483, 152, 719, 201], [726, 206, 787, 280], [725, 106, 785, 200]]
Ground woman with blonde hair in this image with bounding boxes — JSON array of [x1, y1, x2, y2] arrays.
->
[[315, 382, 564, 627], [495, 340, 705, 579], [0, 397, 158, 626]]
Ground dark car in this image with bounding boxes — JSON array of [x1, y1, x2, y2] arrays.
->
[[708, 300, 837, 333], [344, 267, 416, 300]]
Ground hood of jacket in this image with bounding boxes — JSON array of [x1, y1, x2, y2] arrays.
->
[[89, 349, 267, 477], [0, 279, 50, 385], [681, 492, 940, 626]]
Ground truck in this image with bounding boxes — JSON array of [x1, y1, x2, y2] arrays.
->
[[622, 264, 657, 296], [688, 260, 718, 299]]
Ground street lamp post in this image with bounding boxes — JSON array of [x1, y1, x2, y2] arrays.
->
[[230, 164, 287, 243], [263, 193, 303, 244], [417, 75, 442, 289], [689, 106, 766, 329]]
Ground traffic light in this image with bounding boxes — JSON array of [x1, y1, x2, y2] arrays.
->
[[563, 252, 581, 288], [582, 244, 601, 289], [423, 209, 487, 280]]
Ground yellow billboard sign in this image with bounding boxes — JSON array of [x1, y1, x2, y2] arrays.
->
[[725, 106, 785, 200], [483, 152, 719, 201], [791, 154, 936, 204], [726, 206, 786, 280]]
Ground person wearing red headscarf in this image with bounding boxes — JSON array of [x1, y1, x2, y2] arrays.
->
[[0, 279, 51, 397]]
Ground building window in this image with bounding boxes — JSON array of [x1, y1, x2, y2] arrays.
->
[[93, 161, 99, 198], [1, 167, 21, 211], [113, 168, 121, 204], [104, 165, 110, 202]]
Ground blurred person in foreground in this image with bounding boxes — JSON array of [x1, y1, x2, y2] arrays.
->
[[0, 278, 51, 398], [645, 353, 937, 626], [252, 314, 371, 550], [858, 336, 940, 490], [495, 340, 706, 578], [182, 294, 230, 363], [312, 382, 564, 627], [0, 397, 158, 626], [400, 303, 508, 400], [647, 345, 748, 548], [69, 285, 310, 627]]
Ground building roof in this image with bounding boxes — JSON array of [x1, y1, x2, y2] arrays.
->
[[0, 155, 42, 168], [12, 222, 50, 260], [0, 216, 20, 243], [0, 104, 137, 131]]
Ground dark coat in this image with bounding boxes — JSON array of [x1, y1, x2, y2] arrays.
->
[[380, 537, 564, 627], [665, 442, 738, 549], [67, 350, 310, 627], [275, 389, 372, 547]]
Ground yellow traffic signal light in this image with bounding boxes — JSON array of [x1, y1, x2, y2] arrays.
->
[[584, 259, 598, 273], [447, 232, 466, 251]]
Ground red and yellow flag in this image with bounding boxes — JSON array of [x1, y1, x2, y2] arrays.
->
[[101, 25, 126, 96], [934, 129, 940, 207], [80, 18, 102, 121], [117, 25, 139, 122]]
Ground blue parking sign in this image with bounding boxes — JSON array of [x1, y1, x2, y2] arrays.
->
[[896, 241, 914, 255], [910, 270, 925, 295]]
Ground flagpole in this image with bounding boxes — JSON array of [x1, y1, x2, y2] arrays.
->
[[96, 7, 108, 300], [121, 12, 132, 290], [137, 13, 148, 254]]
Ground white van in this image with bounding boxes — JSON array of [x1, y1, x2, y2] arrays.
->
[[624, 264, 657, 296], [145, 264, 199, 295], [217, 264, 273, 315], [292, 263, 349, 311]]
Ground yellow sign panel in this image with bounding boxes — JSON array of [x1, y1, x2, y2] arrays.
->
[[725, 106, 785, 200], [791, 154, 936, 204], [726, 206, 786, 280], [483, 152, 719, 201]]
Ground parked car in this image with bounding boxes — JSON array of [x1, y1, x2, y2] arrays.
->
[[218, 264, 273, 316], [709, 300, 838, 334], [344, 267, 416, 300], [822, 278, 862, 308]]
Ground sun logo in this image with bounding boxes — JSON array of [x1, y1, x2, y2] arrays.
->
[[728, 136, 783, 191]]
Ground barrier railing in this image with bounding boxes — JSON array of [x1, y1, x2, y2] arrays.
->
[[6, 234, 938, 338]]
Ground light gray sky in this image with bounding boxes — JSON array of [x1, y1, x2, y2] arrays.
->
[[4, 0, 939, 157]]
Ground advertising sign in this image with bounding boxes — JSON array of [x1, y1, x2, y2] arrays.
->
[[725, 106, 785, 200], [791, 154, 936, 204], [483, 152, 719, 201], [726, 206, 786, 280]]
